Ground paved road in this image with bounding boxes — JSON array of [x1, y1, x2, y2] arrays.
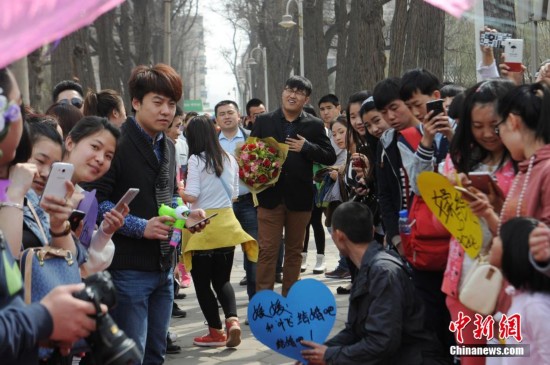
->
[[165, 228, 351, 365]]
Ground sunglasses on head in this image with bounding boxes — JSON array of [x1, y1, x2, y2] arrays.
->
[[59, 97, 83, 109]]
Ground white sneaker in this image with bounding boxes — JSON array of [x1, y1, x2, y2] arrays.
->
[[300, 252, 308, 273], [313, 254, 326, 274]]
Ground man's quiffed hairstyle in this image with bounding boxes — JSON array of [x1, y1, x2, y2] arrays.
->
[[373, 77, 401, 111], [331, 202, 373, 244], [284, 76, 312, 97], [128, 64, 183, 104], [399, 68, 441, 102]]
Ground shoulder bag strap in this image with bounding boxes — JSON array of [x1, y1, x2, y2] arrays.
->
[[23, 248, 34, 304], [218, 175, 233, 201], [26, 199, 49, 246]]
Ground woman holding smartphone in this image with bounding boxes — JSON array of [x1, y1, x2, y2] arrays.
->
[[21, 118, 77, 251], [442, 79, 516, 365], [179, 116, 257, 348], [62, 116, 129, 276]]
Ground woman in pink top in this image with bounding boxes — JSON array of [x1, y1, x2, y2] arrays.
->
[[442, 79, 516, 365], [469, 83, 550, 275]]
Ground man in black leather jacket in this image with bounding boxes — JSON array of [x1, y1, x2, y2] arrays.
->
[[300, 202, 448, 365]]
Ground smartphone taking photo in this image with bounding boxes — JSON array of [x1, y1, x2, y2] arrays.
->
[[479, 31, 511, 48], [503, 39, 524, 73], [41, 162, 74, 202], [426, 99, 445, 119]]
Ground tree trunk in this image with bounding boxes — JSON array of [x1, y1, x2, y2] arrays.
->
[[403, 0, 445, 79], [28, 48, 45, 111], [151, 1, 164, 64], [336, 0, 388, 103], [133, 0, 153, 65], [334, 0, 349, 103], [303, 0, 329, 107], [51, 28, 96, 99], [257, 0, 296, 110], [118, 1, 134, 104], [95, 11, 122, 91], [357, 0, 388, 91], [51, 36, 77, 94], [71, 27, 96, 93], [388, 0, 408, 77]]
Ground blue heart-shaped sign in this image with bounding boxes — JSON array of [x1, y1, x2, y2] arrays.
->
[[247, 279, 336, 363]]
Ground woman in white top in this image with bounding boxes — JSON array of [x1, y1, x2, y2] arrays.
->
[[180, 116, 257, 348]]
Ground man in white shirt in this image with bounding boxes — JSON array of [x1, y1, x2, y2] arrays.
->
[[216, 100, 257, 300]]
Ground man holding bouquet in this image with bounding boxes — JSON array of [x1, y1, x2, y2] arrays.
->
[[251, 76, 336, 296]]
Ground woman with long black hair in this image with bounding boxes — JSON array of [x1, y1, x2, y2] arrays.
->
[[180, 116, 257, 348]]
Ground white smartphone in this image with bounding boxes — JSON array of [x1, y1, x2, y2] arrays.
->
[[113, 188, 140, 212], [41, 162, 74, 201], [504, 39, 524, 72]]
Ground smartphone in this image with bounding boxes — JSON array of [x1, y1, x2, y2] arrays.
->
[[479, 31, 511, 48], [504, 39, 524, 72], [113, 188, 140, 212], [187, 213, 218, 229], [454, 186, 477, 202], [468, 172, 496, 195], [426, 99, 445, 119], [41, 162, 74, 201], [68, 209, 86, 231], [468, 171, 505, 198]]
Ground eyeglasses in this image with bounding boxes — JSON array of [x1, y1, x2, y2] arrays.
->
[[494, 118, 507, 136], [59, 97, 83, 109], [283, 87, 307, 97]]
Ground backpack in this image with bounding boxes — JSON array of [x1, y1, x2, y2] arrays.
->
[[400, 127, 450, 272]]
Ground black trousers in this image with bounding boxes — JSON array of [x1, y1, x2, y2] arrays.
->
[[191, 247, 237, 329], [303, 205, 325, 255]]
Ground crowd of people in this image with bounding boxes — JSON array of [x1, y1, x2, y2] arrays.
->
[[1, 31, 550, 365]]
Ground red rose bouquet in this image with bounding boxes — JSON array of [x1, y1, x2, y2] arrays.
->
[[235, 137, 289, 205]]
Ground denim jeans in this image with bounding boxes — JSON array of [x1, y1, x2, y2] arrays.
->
[[233, 195, 258, 299], [108, 269, 173, 365]]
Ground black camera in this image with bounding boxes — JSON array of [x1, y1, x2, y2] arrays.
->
[[73, 271, 141, 365]]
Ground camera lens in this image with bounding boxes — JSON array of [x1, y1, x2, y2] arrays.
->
[[62, 169, 66, 173]]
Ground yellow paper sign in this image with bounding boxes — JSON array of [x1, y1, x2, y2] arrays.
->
[[417, 172, 483, 259]]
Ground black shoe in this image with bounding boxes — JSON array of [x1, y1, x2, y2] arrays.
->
[[336, 284, 352, 295], [239, 276, 247, 286], [166, 336, 181, 354], [275, 273, 283, 284], [172, 303, 187, 318], [175, 293, 187, 300]]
